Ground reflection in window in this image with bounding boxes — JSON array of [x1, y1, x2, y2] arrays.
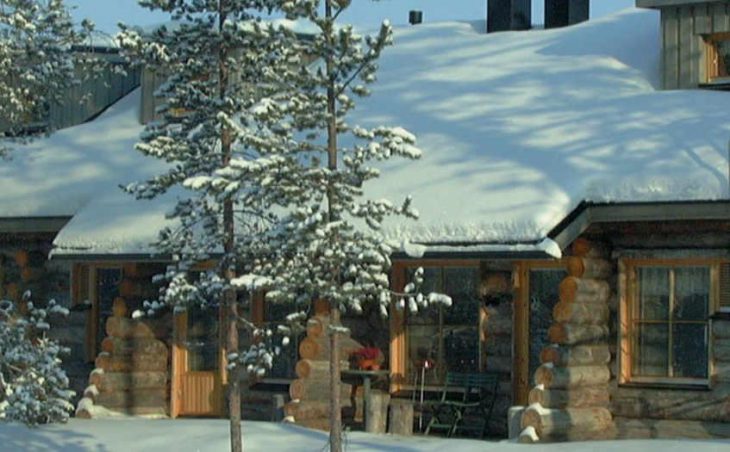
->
[[529, 269, 566, 381], [708, 34, 730, 81], [406, 267, 479, 385], [630, 265, 709, 381], [186, 304, 219, 372]]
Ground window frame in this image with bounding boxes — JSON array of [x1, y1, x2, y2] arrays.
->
[[705, 32, 730, 84], [389, 259, 481, 393], [619, 258, 719, 388]]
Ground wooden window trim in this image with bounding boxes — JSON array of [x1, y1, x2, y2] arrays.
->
[[513, 259, 566, 406], [389, 259, 479, 393], [619, 258, 718, 387], [73, 263, 124, 362], [705, 32, 730, 83]]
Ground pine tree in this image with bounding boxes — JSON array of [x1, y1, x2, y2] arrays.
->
[[0, 0, 94, 155], [223, 2, 447, 450], [120, 2, 306, 451], [0, 294, 74, 426]]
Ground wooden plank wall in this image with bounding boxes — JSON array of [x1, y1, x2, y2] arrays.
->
[[49, 56, 141, 130], [139, 67, 168, 124], [661, 1, 730, 89]]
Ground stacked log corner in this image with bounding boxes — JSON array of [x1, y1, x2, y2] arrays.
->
[[520, 239, 615, 442], [284, 313, 362, 431], [76, 298, 169, 418]]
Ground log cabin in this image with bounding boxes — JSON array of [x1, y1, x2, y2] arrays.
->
[[1, 0, 730, 443]]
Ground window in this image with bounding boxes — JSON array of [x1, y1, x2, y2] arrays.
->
[[706, 33, 730, 83], [403, 265, 480, 386], [250, 293, 302, 380], [622, 260, 719, 385]]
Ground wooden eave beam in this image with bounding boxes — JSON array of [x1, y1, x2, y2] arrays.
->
[[550, 200, 730, 251]]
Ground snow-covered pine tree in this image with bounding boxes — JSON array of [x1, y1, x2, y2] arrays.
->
[[120, 2, 308, 451], [0, 0, 94, 155], [220, 2, 446, 450], [0, 294, 74, 426]]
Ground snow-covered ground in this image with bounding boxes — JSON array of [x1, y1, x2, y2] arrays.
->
[[1, 419, 730, 452]]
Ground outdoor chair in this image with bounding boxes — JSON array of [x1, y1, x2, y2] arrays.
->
[[424, 371, 499, 439]]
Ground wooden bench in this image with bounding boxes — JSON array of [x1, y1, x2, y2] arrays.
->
[[424, 372, 499, 439]]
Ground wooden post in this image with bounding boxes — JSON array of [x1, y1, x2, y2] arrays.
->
[[365, 391, 390, 434], [388, 399, 414, 435]]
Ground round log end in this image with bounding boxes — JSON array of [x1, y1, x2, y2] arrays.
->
[[295, 360, 312, 379], [112, 297, 128, 318], [566, 257, 585, 278], [14, 250, 29, 268], [298, 338, 320, 360], [559, 277, 578, 303], [289, 379, 306, 400], [306, 318, 324, 338]]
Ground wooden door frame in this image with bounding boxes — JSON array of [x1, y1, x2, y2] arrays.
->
[[513, 259, 565, 405], [171, 307, 226, 418], [71, 262, 124, 363]]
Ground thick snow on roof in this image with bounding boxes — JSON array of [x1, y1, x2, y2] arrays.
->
[[8, 7, 729, 255], [362, 8, 730, 244], [0, 90, 174, 255]]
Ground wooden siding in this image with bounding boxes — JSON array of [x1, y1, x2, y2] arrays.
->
[[139, 67, 168, 124], [49, 59, 140, 130], [658, 2, 730, 89]]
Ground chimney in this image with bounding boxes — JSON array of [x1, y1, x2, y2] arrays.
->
[[409, 10, 423, 26], [545, 0, 589, 29], [487, 0, 531, 33]]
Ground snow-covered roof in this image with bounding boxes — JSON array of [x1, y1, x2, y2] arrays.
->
[[2, 7, 729, 257]]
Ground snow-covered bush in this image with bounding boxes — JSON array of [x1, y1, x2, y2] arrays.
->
[[0, 294, 74, 426]]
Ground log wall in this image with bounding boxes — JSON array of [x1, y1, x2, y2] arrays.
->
[[520, 239, 616, 443], [76, 297, 169, 418], [0, 236, 90, 404], [283, 311, 363, 430]]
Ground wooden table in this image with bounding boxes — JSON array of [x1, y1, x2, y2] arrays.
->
[[341, 369, 389, 431]]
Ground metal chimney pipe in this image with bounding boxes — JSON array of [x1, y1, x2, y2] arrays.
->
[[409, 10, 423, 25], [487, 0, 531, 33]]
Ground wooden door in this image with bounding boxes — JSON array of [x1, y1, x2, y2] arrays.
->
[[171, 306, 223, 417]]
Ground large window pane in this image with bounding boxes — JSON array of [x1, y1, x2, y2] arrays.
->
[[638, 267, 669, 321], [443, 326, 479, 373], [634, 323, 669, 377], [528, 269, 566, 381], [406, 266, 479, 385], [443, 267, 478, 325], [674, 267, 709, 321], [673, 323, 708, 379]]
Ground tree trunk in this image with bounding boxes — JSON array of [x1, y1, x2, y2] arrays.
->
[[329, 306, 342, 451], [217, 2, 241, 450]]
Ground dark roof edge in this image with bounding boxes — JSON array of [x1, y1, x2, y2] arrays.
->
[[548, 200, 730, 250], [0, 217, 72, 234], [50, 252, 172, 262]]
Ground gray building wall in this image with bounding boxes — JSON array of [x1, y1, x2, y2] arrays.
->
[[642, 1, 730, 89]]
